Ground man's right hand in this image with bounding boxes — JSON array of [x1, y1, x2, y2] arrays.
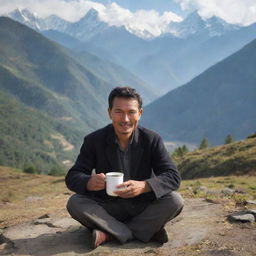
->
[[86, 173, 106, 191]]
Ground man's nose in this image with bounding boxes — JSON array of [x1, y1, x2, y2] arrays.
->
[[122, 113, 129, 122]]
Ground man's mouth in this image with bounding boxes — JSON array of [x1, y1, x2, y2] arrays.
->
[[119, 123, 132, 129]]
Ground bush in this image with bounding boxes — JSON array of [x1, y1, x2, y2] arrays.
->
[[23, 165, 37, 174], [48, 165, 65, 176]]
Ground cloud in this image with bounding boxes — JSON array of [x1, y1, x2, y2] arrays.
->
[[99, 3, 182, 36], [0, 0, 182, 37], [175, 0, 256, 25]]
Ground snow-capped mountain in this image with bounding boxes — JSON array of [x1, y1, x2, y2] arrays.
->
[[65, 9, 110, 41], [43, 15, 70, 31], [7, 8, 44, 31], [169, 11, 239, 38], [7, 8, 70, 32], [6, 8, 242, 41]]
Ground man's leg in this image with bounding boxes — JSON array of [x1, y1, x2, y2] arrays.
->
[[126, 191, 184, 242], [66, 194, 133, 244]]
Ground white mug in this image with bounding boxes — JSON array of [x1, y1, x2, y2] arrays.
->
[[106, 172, 124, 196]]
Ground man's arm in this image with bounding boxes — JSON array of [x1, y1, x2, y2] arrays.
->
[[65, 136, 102, 194], [146, 135, 181, 199]]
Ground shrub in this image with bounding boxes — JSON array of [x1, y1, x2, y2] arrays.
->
[[48, 165, 65, 176], [23, 165, 37, 174]]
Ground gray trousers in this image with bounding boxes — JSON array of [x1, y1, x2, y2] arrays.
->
[[67, 191, 184, 244]]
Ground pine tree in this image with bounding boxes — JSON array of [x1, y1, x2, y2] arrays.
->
[[224, 134, 234, 144], [199, 138, 208, 149]]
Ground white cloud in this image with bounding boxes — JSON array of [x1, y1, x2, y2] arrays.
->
[[175, 0, 256, 25], [99, 3, 182, 37], [0, 0, 182, 37]]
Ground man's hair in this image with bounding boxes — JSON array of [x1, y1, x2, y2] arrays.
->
[[108, 87, 143, 109]]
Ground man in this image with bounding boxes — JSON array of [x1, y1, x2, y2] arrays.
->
[[65, 87, 184, 248]]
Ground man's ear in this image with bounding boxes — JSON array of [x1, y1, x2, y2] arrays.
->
[[138, 108, 143, 119], [108, 108, 112, 119]]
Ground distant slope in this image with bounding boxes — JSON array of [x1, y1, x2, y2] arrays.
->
[[0, 91, 82, 170], [0, 16, 113, 133], [174, 137, 256, 179], [0, 17, 115, 169], [42, 29, 157, 102], [141, 38, 256, 145]]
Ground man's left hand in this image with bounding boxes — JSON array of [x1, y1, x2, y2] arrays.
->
[[114, 180, 151, 198]]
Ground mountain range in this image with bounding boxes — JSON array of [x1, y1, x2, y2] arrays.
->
[[141, 38, 256, 145], [6, 8, 256, 95], [0, 9, 255, 169], [0, 17, 155, 169]]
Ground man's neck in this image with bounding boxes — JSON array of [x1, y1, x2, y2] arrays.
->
[[116, 133, 132, 150]]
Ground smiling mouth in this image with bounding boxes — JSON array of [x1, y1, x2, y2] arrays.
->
[[119, 123, 132, 129]]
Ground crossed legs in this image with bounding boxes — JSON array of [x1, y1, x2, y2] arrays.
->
[[66, 192, 184, 244]]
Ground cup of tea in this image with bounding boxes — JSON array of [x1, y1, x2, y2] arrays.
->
[[106, 172, 124, 196]]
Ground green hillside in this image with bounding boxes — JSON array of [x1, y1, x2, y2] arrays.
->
[[0, 91, 83, 171], [142, 38, 256, 145], [0, 16, 112, 133], [174, 137, 256, 179], [0, 17, 121, 169]]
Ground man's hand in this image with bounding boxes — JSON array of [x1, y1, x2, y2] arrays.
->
[[86, 173, 106, 191], [114, 180, 151, 198]]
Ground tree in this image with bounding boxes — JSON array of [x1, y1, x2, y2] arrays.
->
[[172, 145, 189, 157], [199, 138, 208, 149], [224, 134, 234, 144]]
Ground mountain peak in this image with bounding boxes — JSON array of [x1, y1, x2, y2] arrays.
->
[[80, 8, 100, 23]]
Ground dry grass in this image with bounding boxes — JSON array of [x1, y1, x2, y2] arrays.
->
[[0, 166, 255, 229], [0, 166, 71, 228]]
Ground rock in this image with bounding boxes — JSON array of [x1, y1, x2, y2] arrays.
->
[[235, 188, 247, 194], [246, 209, 256, 218], [198, 186, 208, 192], [206, 190, 222, 195], [246, 200, 256, 205], [38, 214, 50, 219], [228, 211, 255, 223], [25, 196, 44, 202], [222, 188, 235, 196], [1, 198, 224, 256]]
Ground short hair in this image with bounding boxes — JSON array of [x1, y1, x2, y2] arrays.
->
[[108, 87, 143, 110]]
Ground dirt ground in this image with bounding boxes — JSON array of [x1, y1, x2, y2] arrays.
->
[[1, 167, 256, 256], [1, 196, 256, 256]]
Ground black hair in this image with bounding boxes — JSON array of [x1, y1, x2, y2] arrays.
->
[[108, 87, 143, 109]]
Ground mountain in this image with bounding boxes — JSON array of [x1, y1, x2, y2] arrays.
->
[[141, 38, 256, 145], [0, 90, 82, 171], [0, 17, 157, 168], [7, 8, 70, 32], [168, 11, 239, 38], [5, 8, 256, 95], [64, 8, 110, 42], [0, 17, 116, 168], [72, 51, 157, 102], [0, 17, 115, 132], [41, 30, 157, 102]]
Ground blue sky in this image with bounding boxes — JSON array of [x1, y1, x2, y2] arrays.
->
[[90, 0, 190, 16]]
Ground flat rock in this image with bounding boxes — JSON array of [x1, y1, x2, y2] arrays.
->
[[228, 211, 255, 223], [1, 198, 223, 256]]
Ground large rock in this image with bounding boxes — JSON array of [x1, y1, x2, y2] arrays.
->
[[0, 199, 223, 256]]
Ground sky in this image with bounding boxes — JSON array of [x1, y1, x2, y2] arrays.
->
[[1, 0, 256, 34]]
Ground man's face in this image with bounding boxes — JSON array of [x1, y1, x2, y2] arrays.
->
[[108, 97, 143, 137]]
